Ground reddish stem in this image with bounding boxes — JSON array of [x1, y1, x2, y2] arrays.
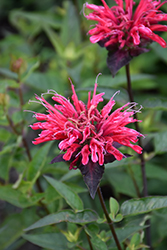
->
[[97, 187, 122, 250]]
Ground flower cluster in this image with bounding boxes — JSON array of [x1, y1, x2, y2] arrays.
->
[[85, 0, 167, 50], [30, 83, 142, 170]]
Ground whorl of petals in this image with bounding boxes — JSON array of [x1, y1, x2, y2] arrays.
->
[[30, 83, 143, 169], [84, 0, 167, 49]]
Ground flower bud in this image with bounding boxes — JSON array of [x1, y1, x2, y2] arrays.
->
[[10, 57, 27, 76]]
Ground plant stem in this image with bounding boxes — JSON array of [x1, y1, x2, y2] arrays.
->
[[125, 63, 148, 197], [18, 84, 24, 108], [77, 245, 88, 250], [125, 63, 153, 250], [128, 164, 141, 198], [97, 186, 122, 250], [85, 232, 94, 250]]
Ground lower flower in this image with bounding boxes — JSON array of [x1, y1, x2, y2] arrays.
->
[[30, 82, 143, 198]]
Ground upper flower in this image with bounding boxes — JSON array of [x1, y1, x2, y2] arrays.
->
[[85, 0, 167, 49], [30, 83, 142, 170]]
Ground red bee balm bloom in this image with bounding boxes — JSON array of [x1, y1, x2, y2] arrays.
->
[[30, 83, 142, 198], [85, 0, 167, 75]]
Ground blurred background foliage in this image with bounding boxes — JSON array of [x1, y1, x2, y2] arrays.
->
[[1, 0, 167, 250]]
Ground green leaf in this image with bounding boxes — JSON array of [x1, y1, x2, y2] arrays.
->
[[105, 168, 138, 197], [26, 72, 65, 93], [43, 185, 61, 204], [21, 60, 40, 82], [0, 208, 39, 250], [0, 185, 44, 208], [151, 34, 167, 63], [86, 224, 100, 236], [105, 157, 132, 169], [0, 143, 17, 156], [22, 233, 67, 250], [110, 213, 123, 223], [27, 142, 52, 181], [146, 163, 167, 182], [130, 233, 141, 246], [43, 25, 64, 56], [61, 1, 81, 46], [9, 10, 61, 38], [60, 168, 80, 181], [24, 209, 98, 231], [109, 197, 119, 219], [0, 128, 11, 142], [44, 176, 83, 211], [121, 196, 167, 216], [80, 85, 128, 103], [143, 97, 167, 111], [0, 68, 17, 79], [83, 74, 155, 89], [0, 79, 19, 90], [0, 153, 13, 180], [91, 235, 108, 250], [154, 131, 167, 154], [109, 224, 147, 248]]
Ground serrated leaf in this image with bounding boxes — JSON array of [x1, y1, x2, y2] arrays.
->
[[79, 161, 104, 199], [121, 196, 167, 216], [22, 233, 67, 250], [44, 176, 83, 211], [24, 209, 98, 231]]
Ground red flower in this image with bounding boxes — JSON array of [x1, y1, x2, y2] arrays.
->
[[30, 83, 142, 170], [85, 0, 167, 49]]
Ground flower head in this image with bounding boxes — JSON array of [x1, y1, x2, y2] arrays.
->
[[30, 83, 143, 198], [84, 0, 167, 75], [30, 83, 142, 169], [85, 0, 167, 49]]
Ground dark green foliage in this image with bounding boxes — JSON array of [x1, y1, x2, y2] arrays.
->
[[1, 1, 167, 250]]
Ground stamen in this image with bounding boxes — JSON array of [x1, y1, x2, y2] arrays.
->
[[95, 73, 102, 83]]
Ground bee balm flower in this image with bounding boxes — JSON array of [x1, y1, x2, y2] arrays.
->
[[85, 0, 167, 75], [30, 83, 142, 198]]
